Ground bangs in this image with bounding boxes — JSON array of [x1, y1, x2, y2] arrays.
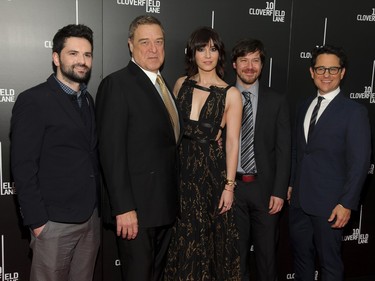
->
[[190, 28, 220, 51]]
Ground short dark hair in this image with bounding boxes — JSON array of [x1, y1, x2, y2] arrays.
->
[[52, 24, 93, 73], [231, 38, 266, 65], [310, 45, 347, 68], [185, 26, 226, 78], [128, 15, 164, 40]]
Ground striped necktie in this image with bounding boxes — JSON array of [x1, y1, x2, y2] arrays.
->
[[241, 91, 256, 173], [307, 96, 324, 141]]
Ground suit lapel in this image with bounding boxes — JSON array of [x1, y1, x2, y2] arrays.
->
[[128, 62, 177, 143], [311, 93, 342, 137], [254, 86, 266, 136], [87, 94, 98, 148], [47, 75, 89, 141]]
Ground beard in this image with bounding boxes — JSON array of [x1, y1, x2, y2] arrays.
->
[[59, 60, 92, 84], [237, 70, 259, 86]]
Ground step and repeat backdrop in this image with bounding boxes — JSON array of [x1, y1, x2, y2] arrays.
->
[[0, 0, 374, 280]]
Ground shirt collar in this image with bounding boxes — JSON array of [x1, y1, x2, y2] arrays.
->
[[317, 86, 340, 101], [132, 57, 160, 84], [53, 75, 87, 96], [235, 79, 259, 98]]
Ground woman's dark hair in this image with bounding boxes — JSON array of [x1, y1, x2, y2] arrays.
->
[[185, 27, 226, 78]]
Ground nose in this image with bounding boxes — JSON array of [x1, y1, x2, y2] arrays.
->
[[76, 54, 86, 65], [204, 49, 211, 58], [149, 42, 158, 53], [245, 61, 253, 69]]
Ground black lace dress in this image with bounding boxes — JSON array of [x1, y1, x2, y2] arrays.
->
[[164, 79, 241, 281]]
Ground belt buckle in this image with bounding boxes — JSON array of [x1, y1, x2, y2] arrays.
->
[[242, 174, 256, 183]]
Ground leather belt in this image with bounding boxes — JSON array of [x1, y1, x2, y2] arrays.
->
[[236, 172, 257, 183]]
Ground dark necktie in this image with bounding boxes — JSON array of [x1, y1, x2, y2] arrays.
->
[[241, 91, 256, 173], [307, 96, 324, 141], [79, 93, 91, 130]]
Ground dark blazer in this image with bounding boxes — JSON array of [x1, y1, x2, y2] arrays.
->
[[253, 84, 291, 204], [11, 75, 99, 227], [95, 61, 179, 228], [290, 92, 371, 217]]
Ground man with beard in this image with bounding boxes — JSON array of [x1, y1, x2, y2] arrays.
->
[[231, 38, 291, 281], [11, 24, 100, 281]]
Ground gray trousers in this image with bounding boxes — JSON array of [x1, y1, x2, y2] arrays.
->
[[29, 209, 100, 281]]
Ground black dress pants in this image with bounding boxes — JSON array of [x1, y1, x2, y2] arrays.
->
[[117, 224, 172, 281], [235, 180, 280, 281]]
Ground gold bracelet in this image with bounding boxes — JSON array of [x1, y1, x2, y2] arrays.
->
[[225, 179, 236, 186], [224, 187, 234, 192]]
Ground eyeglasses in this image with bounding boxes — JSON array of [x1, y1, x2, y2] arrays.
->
[[313, 66, 342, 75]]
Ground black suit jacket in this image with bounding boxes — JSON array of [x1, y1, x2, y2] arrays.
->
[[95, 61, 179, 228], [11, 75, 99, 227], [252, 84, 291, 205], [290, 92, 371, 217]]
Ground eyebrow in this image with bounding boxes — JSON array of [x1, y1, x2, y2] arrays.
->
[[138, 37, 164, 41]]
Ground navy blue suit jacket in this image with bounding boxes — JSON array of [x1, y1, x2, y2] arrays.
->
[[290, 92, 371, 217]]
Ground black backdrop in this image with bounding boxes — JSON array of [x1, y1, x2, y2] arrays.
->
[[0, 1, 374, 280]]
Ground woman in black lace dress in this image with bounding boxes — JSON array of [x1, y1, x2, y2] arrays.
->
[[164, 27, 242, 280]]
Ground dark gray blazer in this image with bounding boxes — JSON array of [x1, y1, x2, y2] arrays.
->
[[252, 84, 292, 205], [11, 75, 99, 227]]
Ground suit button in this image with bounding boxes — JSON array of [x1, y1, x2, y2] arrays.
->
[[89, 174, 94, 178]]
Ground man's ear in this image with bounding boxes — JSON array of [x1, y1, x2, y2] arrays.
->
[[52, 52, 60, 68]]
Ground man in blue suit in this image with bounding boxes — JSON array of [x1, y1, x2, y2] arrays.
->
[[288, 45, 371, 281]]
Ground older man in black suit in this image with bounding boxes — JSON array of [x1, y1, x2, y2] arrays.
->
[[11, 24, 100, 281], [95, 15, 180, 281]]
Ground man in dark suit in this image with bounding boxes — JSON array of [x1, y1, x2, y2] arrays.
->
[[10, 24, 100, 281], [231, 38, 291, 281], [288, 45, 371, 281], [95, 15, 180, 281]]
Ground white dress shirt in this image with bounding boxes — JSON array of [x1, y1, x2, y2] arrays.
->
[[303, 87, 340, 141]]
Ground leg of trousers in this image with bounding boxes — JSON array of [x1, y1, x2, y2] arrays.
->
[[289, 206, 316, 281], [29, 209, 100, 281], [311, 214, 344, 281], [235, 181, 279, 281], [117, 224, 172, 281], [289, 206, 344, 281]]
